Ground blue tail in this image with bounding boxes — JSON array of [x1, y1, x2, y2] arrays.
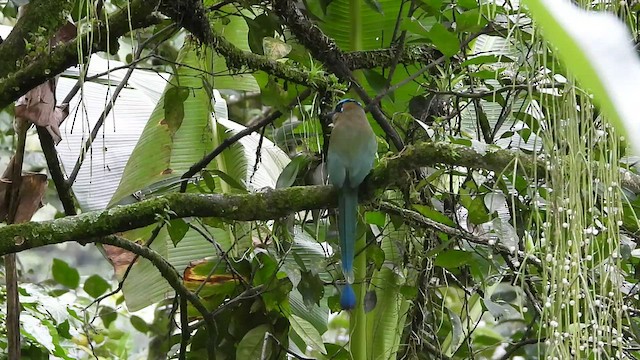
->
[[340, 283, 356, 310], [338, 186, 358, 309]]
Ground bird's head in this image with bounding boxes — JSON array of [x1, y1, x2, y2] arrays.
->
[[332, 99, 365, 126], [334, 98, 362, 113]]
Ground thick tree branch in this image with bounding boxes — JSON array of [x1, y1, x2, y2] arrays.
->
[[0, 0, 73, 78], [1, 141, 639, 256], [0, 141, 588, 255], [0, 0, 161, 109]]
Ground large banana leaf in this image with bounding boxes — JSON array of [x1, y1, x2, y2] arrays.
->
[[320, 0, 406, 51], [53, 39, 289, 310]]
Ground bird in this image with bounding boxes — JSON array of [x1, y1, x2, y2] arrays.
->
[[327, 99, 377, 310]]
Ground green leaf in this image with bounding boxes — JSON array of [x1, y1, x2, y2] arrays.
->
[[57, 320, 71, 339], [83, 275, 111, 299], [447, 308, 464, 354], [51, 259, 80, 289], [428, 23, 460, 57], [368, 243, 385, 270], [163, 86, 190, 139], [276, 155, 307, 189], [457, 0, 478, 9], [325, 343, 350, 359], [202, 170, 216, 192], [130, 315, 149, 333], [456, 9, 487, 33], [236, 324, 270, 359], [413, 204, 455, 226], [70, 0, 89, 21], [290, 314, 326, 354], [245, 14, 279, 55], [100, 307, 118, 328], [365, 211, 386, 227], [400, 285, 418, 300], [364, 0, 383, 13], [459, 189, 491, 224], [297, 271, 324, 308], [209, 169, 247, 192], [168, 218, 189, 246], [434, 250, 473, 269], [513, 111, 540, 133], [364, 69, 393, 101]]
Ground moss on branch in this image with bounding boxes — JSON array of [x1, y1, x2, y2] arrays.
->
[[0, 0, 161, 109], [0, 141, 585, 256], [0, 0, 73, 78]]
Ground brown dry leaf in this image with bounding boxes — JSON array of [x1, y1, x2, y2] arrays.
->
[[13, 173, 47, 223], [103, 244, 137, 280], [51, 22, 77, 46], [15, 79, 68, 144], [13, 21, 76, 145], [0, 173, 47, 223], [182, 258, 244, 298]]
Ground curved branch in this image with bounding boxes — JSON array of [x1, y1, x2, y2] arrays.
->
[[96, 235, 216, 351], [0, 0, 161, 109]]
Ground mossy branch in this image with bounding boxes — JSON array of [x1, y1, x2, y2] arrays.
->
[[0, 0, 73, 78], [0, 0, 161, 109], [3, 141, 633, 256]]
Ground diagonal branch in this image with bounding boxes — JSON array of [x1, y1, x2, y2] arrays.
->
[[272, 0, 405, 150], [179, 89, 312, 192], [37, 127, 77, 215]]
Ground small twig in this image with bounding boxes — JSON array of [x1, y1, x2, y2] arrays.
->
[[95, 234, 217, 357], [180, 89, 312, 192], [498, 337, 545, 360], [379, 202, 541, 266], [250, 124, 267, 182], [60, 55, 155, 107], [86, 224, 164, 309], [384, 0, 416, 87], [206, 0, 234, 12]]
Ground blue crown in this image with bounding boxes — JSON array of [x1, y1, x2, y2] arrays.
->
[[334, 98, 362, 112]]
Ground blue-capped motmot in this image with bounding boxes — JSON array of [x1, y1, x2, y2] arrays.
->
[[327, 99, 377, 310]]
